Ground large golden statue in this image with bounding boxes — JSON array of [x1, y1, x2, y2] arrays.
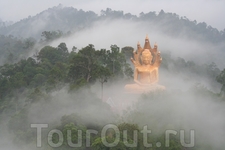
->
[[125, 35, 165, 93]]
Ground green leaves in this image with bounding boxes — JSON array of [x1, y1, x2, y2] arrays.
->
[[41, 30, 63, 42], [68, 44, 132, 88], [216, 68, 225, 94], [0, 43, 133, 113], [217, 69, 225, 85]]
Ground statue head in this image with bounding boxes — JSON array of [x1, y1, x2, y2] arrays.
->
[[141, 49, 152, 65]]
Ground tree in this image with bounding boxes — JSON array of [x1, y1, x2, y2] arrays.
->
[[41, 30, 63, 42], [96, 66, 111, 100], [216, 69, 225, 96], [23, 37, 36, 50], [0, 77, 10, 100], [7, 53, 14, 64], [37, 43, 69, 65], [68, 44, 101, 83], [57, 42, 69, 55], [121, 46, 134, 60]]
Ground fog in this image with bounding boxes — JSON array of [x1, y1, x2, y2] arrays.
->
[[0, 2, 225, 149], [125, 89, 225, 149], [2, 33, 224, 149], [0, 0, 225, 30], [1, 71, 224, 149], [50, 19, 225, 69]]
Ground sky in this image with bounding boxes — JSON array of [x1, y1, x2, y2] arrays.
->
[[0, 0, 225, 30]]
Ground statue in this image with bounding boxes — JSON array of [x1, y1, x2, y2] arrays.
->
[[125, 35, 165, 93]]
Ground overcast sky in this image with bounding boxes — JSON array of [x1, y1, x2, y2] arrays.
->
[[0, 0, 224, 30]]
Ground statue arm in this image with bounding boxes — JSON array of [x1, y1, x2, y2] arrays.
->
[[131, 58, 136, 66], [134, 68, 141, 84]]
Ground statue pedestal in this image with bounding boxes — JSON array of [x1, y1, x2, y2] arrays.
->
[[124, 83, 165, 94]]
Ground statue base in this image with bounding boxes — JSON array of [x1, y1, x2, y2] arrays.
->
[[124, 83, 165, 94]]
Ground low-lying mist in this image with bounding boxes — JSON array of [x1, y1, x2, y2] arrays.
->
[[1, 19, 225, 150], [1, 63, 224, 149], [50, 19, 225, 69]]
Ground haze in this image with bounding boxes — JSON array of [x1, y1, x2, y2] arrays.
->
[[0, 0, 225, 30], [0, 1, 225, 149], [50, 19, 225, 69]]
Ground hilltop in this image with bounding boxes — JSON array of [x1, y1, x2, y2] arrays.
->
[[0, 5, 224, 43]]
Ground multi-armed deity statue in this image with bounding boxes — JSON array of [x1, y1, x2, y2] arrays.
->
[[125, 35, 165, 93]]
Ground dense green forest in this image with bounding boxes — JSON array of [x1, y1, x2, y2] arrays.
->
[[0, 6, 224, 42], [0, 6, 225, 150], [0, 38, 225, 149], [0, 7, 225, 68], [0, 40, 223, 107], [0, 43, 132, 105]]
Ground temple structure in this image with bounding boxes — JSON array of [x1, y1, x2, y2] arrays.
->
[[125, 35, 165, 93]]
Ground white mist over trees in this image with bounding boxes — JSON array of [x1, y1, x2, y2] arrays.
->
[[0, 5, 225, 150], [0, 6, 224, 67]]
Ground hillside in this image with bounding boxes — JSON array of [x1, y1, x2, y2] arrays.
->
[[0, 6, 224, 43], [0, 5, 225, 150], [0, 41, 225, 150], [0, 5, 98, 38], [0, 6, 225, 68]]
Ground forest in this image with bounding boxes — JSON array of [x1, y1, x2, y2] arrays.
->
[[0, 39, 224, 149], [0, 6, 225, 150]]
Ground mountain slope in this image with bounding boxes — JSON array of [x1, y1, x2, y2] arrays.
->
[[0, 5, 98, 38], [0, 6, 224, 43]]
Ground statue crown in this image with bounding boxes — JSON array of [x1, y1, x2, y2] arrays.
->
[[131, 36, 162, 67]]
